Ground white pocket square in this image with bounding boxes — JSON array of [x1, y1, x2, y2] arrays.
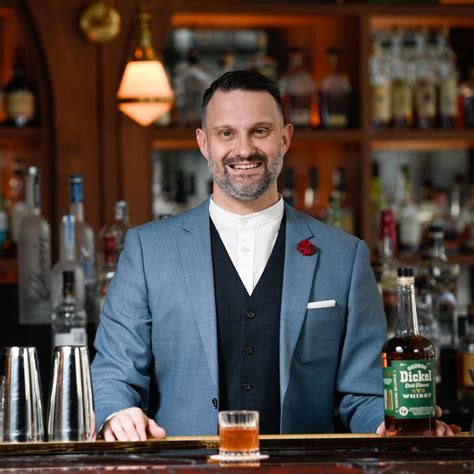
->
[[306, 299, 337, 309]]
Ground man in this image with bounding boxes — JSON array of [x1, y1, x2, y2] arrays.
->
[[91, 70, 458, 441]]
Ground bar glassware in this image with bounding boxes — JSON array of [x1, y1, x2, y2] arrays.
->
[[47, 345, 94, 441], [218, 410, 260, 459], [0, 346, 44, 442]]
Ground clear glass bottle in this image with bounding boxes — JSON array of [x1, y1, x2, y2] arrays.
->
[[69, 174, 96, 321], [376, 209, 400, 339], [50, 215, 85, 315], [436, 27, 458, 129], [279, 47, 315, 128], [382, 267, 436, 436], [370, 35, 392, 129], [52, 270, 87, 347], [414, 29, 437, 129], [97, 234, 118, 314], [18, 166, 51, 324], [249, 31, 278, 83], [318, 47, 351, 128], [304, 166, 319, 210], [5, 47, 36, 127]]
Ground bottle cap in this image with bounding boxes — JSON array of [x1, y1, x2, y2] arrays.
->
[[397, 267, 414, 277]]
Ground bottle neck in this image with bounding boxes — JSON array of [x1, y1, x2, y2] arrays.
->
[[70, 178, 84, 222], [60, 216, 76, 261], [25, 172, 41, 214], [397, 275, 419, 337], [428, 237, 447, 260], [70, 202, 84, 222]]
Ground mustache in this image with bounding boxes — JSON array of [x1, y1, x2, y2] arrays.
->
[[223, 154, 267, 167]]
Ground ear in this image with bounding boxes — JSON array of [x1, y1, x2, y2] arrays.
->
[[196, 128, 209, 161], [281, 123, 294, 156]]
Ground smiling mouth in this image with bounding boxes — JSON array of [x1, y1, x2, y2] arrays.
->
[[229, 162, 262, 170]]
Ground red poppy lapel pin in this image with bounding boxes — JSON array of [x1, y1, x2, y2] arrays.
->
[[297, 239, 317, 256]]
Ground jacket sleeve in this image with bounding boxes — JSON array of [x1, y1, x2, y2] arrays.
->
[[337, 239, 387, 433], [91, 228, 153, 430]]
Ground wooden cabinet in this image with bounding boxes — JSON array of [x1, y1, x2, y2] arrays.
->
[[151, 1, 474, 255]]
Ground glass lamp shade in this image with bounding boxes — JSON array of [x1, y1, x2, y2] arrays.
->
[[117, 59, 174, 126]]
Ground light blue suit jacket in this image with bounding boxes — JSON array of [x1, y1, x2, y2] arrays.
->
[[91, 200, 386, 435]]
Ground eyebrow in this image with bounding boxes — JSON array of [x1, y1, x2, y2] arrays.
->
[[210, 121, 275, 131]]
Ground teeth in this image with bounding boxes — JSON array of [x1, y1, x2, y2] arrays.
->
[[232, 163, 260, 170]]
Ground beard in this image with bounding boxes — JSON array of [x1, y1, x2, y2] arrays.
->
[[208, 152, 283, 201]]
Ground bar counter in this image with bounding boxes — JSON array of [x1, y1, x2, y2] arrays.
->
[[0, 434, 472, 472]]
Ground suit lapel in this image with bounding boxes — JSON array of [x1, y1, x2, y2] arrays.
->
[[280, 204, 319, 405], [178, 200, 219, 390]]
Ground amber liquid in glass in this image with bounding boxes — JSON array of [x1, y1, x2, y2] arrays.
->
[[219, 426, 259, 455], [382, 334, 436, 436]]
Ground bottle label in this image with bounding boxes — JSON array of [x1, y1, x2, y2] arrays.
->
[[440, 77, 457, 117], [415, 80, 436, 119], [372, 83, 392, 122], [383, 359, 436, 419], [328, 114, 347, 127], [391, 79, 412, 121], [459, 352, 474, 387], [7, 90, 34, 120], [70, 180, 84, 204], [54, 328, 87, 347]]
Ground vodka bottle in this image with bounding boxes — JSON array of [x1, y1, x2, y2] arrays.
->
[[52, 270, 87, 347], [279, 47, 315, 127], [370, 36, 392, 129], [382, 267, 436, 436], [18, 166, 51, 324], [50, 215, 85, 315], [69, 174, 96, 321]]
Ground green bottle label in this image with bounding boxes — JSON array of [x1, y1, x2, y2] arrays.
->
[[383, 360, 436, 419]]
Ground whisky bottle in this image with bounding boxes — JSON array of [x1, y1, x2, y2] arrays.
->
[[458, 304, 474, 398], [52, 270, 87, 347], [370, 36, 392, 129], [382, 267, 436, 436]]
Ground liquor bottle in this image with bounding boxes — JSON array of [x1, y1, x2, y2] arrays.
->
[[370, 161, 388, 239], [459, 66, 474, 129], [18, 166, 51, 324], [9, 158, 27, 247], [279, 47, 315, 128], [0, 195, 8, 257], [174, 48, 213, 127], [304, 166, 319, 210], [376, 209, 400, 339], [414, 30, 437, 129], [249, 32, 278, 83], [391, 30, 414, 128], [152, 157, 174, 219], [370, 36, 392, 129], [420, 224, 459, 349], [318, 47, 351, 128], [436, 27, 458, 129], [459, 184, 474, 251], [174, 169, 189, 213], [50, 215, 85, 314], [69, 175, 96, 321], [98, 200, 130, 269], [458, 304, 474, 397], [382, 267, 436, 436], [5, 47, 36, 127], [97, 234, 118, 313], [51, 270, 87, 347]]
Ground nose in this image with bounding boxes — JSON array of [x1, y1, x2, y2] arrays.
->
[[234, 134, 256, 159]]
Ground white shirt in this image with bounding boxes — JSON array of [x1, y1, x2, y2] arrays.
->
[[209, 197, 284, 295]]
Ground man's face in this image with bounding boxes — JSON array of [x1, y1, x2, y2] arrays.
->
[[196, 90, 293, 203]]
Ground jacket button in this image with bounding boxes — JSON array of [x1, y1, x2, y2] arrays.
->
[[243, 345, 254, 355], [242, 383, 252, 392], [245, 311, 255, 319], [212, 398, 218, 409]]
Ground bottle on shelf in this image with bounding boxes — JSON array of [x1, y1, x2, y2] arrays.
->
[[370, 35, 392, 129], [173, 169, 189, 213], [51, 270, 87, 347], [413, 29, 437, 129], [382, 267, 436, 436], [458, 304, 474, 398], [459, 184, 474, 251], [5, 47, 36, 127], [174, 48, 213, 127], [304, 166, 319, 211], [0, 194, 8, 257], [152, 158, 174, 219], [279, 47, 316, 128], [436, 27, 458, 129], [248, 31, 278, 83], [318, 47, 351, 129], [281, 167, 296, 207], [370, 161, 388, 239], [391, 29, 414, 128], [9, 158, 27, 249], [374, 209, 400, 338], [69, 174, 96, 323], [97, 234, 118, 314], [18, 166, 51, 325], [459, 65, 474, 129], [50, 215, 85, 315]]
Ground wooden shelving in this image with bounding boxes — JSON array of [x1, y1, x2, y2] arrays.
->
[[0, 126, 43, 143]]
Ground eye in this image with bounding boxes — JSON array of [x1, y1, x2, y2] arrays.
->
[[254, 127, 270, 137], [219, 129, 233, 138]]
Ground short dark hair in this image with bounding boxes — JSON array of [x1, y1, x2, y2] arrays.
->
[[201, 70, 283, 127]]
